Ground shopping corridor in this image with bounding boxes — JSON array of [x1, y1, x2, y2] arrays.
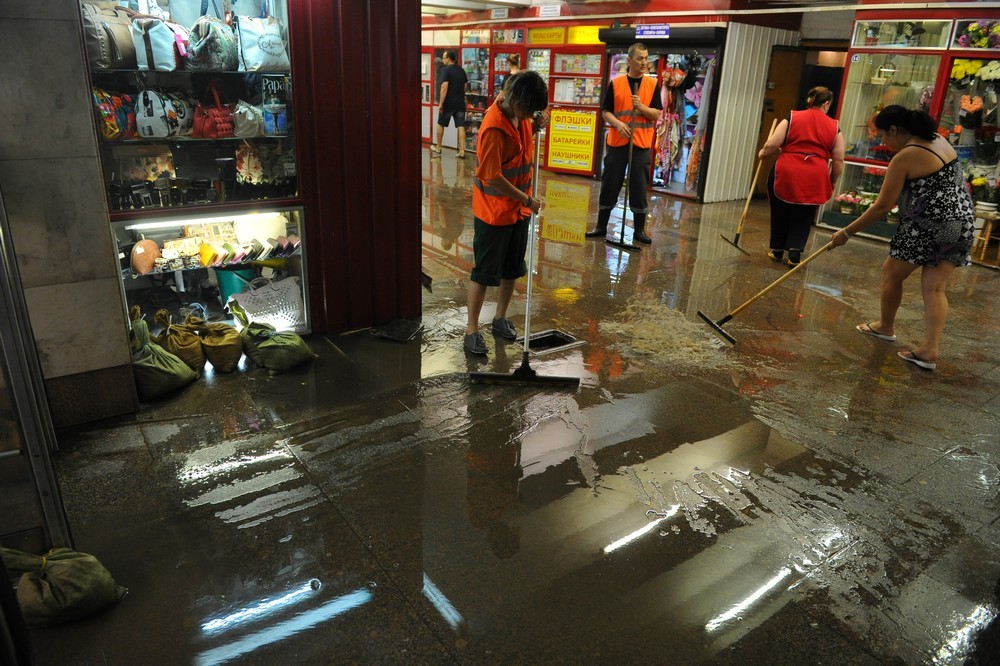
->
[[31, 147, 1000, 664]]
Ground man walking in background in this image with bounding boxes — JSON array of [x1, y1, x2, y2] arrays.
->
[[432, 50, 470, 159], [585, 43, 661, 244]]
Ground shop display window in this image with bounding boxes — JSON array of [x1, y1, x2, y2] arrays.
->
[[462, 29, 490, 45], [82, 0, 307, 331], [552, 77, 601, 106], [940, 57, 1000, 194], [462, 47, 490, 153], [493, 28, 524, 45], [553, 53, 601, 76], [952, 19, 1000, 50], [527, 49, 551, 85], [851, 20, 952, 49], [839, 53, 942, 161]]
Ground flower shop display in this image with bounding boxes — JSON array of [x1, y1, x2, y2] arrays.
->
[[955, 20, 1000, 50], [835, 191, 861, 214], [976, 60, 1000, 81]]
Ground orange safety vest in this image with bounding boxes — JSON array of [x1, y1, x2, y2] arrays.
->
[[472, 104, 534, 226], [606, 75, 657, 150]]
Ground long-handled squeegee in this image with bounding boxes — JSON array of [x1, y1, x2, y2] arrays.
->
[[470, 129, 581, 389], [720, 119, 778, 255], [697, 241, 833, 346]]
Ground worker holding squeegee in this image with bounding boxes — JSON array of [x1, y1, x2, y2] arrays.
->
[[586, 43, 662, 245]]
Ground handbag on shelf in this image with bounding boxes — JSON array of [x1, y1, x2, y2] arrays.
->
[[233, 100, 264, 137], [235, 0, 290, 72], [135, 89, 194, 138], [227, 276, 304, 331], [192, 80, 235, 138], [187, 6, 238, 72], [92, 88, 136, 140], [82, 2, 138, 69], [131, 16, 190, 71]]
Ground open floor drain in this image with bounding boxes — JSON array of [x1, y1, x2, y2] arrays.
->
[[515, 329, 585, 355]]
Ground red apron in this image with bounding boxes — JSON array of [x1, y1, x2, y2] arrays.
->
[[774, 109, 839, 205]]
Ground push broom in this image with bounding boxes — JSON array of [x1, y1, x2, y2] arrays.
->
[[470, 129, 581, 388], [720, 119, 778, 255], [698, 241, 833, 346]]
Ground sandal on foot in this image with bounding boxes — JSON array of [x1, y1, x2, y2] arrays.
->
[[898, 350, 936, 371], [856, 322, 896, 342]]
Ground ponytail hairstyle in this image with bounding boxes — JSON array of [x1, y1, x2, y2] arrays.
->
[[874, 105, 937, 140], [506, 53, 520, 69], [805, 86, 834, 109]]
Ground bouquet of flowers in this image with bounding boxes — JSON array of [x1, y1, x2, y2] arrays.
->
[[961, 95, 984, 129], [887, 205, 900, 223], [976, 60, 1000, 81], [835, 191, 861, 205], [956, 20, 1000, 49], [971, 176, 997, 203], [862, 166, 885, 192], [952, 58, 984, 80]]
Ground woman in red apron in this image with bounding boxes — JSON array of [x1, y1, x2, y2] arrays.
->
[[758, 87, 846, 266]]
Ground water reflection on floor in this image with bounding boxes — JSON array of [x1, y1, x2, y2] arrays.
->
[[31, 147, 1000, 664]]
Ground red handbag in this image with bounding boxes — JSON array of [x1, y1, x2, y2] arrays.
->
[[192, 81, 235, 139]]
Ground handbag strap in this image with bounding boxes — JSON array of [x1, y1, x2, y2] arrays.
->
[[208, 80, 226, 110]]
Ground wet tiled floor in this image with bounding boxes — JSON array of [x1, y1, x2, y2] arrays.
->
[[27, 146, 1000, 664]]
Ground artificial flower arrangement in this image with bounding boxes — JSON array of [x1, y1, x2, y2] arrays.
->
[[976, 60, 1000, 81], [961, 94, 984, 128], [952, 59, 984, 80], [956, 20, 1000, 49]]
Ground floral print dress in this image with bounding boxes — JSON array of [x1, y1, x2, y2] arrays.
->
[[891, 146, 975, 267]]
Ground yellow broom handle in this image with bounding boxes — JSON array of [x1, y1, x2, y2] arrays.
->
[[735, 118, 778, 235]]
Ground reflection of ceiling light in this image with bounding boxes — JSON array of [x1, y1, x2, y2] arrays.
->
[[933, 604, 993, 663], [705, 567, 792, 633], [423, 573, 464, 631], [603, 505, 680, 554], [202, 579, 321, 637], [196, 588, 372, 665], [179, 449, 292, 484]]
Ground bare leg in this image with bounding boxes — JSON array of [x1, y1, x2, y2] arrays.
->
[[870, 257, 919, 337], [435, 123, 444, 150], [494, 278, 516, 320], [911, 261, 955, 362], [466, 281, 487, 335], [457, 125, 467, 153]]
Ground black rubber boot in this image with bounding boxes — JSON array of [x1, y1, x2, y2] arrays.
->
[[633, 213, 652, 244], [585, 208, 612, 238]]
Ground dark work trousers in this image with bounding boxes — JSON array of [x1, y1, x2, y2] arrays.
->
[[767, 168, 817, 260], [599, 144, 651, 215]]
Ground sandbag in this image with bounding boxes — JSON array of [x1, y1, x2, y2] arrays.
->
[[130, 306, 198, 400], [1, 547, 127, 627], [184, 315, 242, 372], [239, 321, 315, 375], [152, 309, 205, 373]]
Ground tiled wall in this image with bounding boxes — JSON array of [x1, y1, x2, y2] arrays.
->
[[0, 0, 138, 426]]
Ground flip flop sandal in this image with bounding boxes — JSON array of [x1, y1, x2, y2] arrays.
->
[[856, 322, 896, 342], [898, 350, 936, 371]]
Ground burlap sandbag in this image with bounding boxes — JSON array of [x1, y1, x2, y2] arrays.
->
[[152, 309, 205, 374], [0, 547, 127, 627], [129, 306, 198, 401], [239, 322, 315, 375], [185, 315, 243, 372]]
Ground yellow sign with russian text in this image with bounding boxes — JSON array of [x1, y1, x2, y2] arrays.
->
[[567, 26, 601, 45], [529, 27, 566, 45], [546, 109, 597, 173]]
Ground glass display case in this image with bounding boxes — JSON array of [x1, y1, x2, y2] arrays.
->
[[851, 20, 952, 49], [527, 48, 552, 85], [940, 56, 1000, 176], [462, 46, 490, 153], [83, 0, 308, 331]]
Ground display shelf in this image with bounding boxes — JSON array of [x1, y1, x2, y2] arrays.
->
[[553, 53, 601, 76], [952, 19, 1000, 51], [551, 75, 601, 106], [851, 20, 952, 49]]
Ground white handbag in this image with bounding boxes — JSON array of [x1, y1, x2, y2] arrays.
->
[[132, 17, 189, 71], [233, 101, 264, 137], [228, 276, 304, 331], [135, 90, 194, 138], [235, 13, 290, 72]]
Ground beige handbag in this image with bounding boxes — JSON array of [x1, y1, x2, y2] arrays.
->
[[82, 2, 138, 69], [234, 101, 264, 137]]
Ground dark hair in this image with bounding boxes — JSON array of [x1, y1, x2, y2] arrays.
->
[[443, 50, 456, 63], [874, 105, 937, 141], [506, 53, 520, 68], [806, 86, 834, 108], [504, 71, 548, 116], [628, 43, 648, 58]]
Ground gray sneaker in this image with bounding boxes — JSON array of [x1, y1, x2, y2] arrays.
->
[[464, 331, 487, 355], [491, 317, 517, 340]]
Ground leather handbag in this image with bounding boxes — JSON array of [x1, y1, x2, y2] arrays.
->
[[131, 17, 190, 71], [135, 90, 194, 138], [92, 88, 136, 140], [192, 81, 235, 139], [81, 2, 137, 69]]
